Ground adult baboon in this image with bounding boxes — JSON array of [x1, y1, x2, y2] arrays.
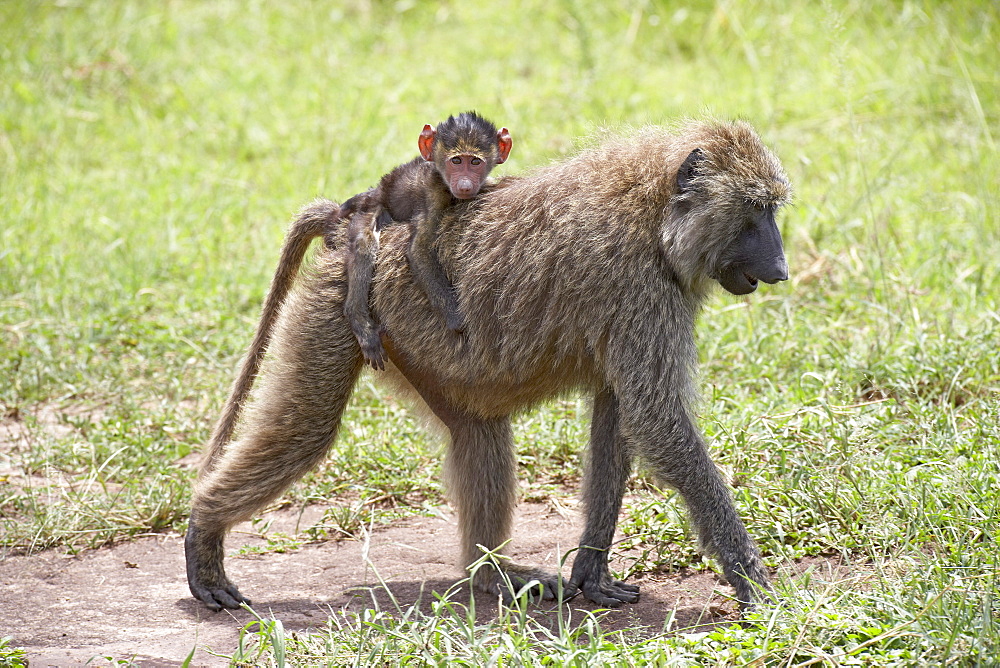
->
[[186, 119, 792, 613]]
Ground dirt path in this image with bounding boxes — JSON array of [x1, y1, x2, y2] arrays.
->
[[1, 503, 755, 666]]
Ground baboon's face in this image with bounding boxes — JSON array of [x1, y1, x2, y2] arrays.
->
[[671, 144, 790, 296], [713, 203, 788, 295], [438, 153, 492, 199], [418, 116, 511, 201]]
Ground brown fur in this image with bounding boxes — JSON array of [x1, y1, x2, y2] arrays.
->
[[186, 119, 791, 612]]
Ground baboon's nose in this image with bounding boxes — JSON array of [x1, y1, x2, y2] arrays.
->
[[759, 257, 789, 284], [454, 178, 475, 198]]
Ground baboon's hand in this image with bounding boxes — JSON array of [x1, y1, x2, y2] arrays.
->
[[570, 553, 640, 607], [730, 566, 775, 613]]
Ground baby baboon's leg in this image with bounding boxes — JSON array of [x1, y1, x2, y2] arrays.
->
[[569, 387, 640, 606], [186, 276, 364, 611]]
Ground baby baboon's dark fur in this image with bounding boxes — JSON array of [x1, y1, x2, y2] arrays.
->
[[186, 119, 792, 613], [341, 111, 511, 369]]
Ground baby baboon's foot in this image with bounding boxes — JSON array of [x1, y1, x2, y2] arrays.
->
[[357, 332, 386, 371]]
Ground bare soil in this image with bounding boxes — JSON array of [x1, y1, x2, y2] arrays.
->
[[1, 409, 847, 666], [0, 499, 812, 667]]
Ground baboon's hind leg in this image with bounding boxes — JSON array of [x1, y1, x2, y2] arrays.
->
[[447, 417, 567, 601], [383, 341, 565, 601], [186, 277, 364, 611]]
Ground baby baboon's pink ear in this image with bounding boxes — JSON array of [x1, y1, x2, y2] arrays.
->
[[418, 124, 436, 161], [496, 128, 512, 164]]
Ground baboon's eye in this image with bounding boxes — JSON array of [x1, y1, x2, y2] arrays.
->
[[451, 156, 462, 165], [471, 158, 482, 166]]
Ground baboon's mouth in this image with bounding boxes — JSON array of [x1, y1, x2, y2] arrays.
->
[[717, 269, 759, 295]]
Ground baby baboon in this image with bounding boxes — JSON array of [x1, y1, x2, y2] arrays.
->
[[341, 112, 512, 369], [186, 119, 791, 613]]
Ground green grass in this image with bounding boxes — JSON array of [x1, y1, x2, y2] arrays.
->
[[2, 0, 998, 664]]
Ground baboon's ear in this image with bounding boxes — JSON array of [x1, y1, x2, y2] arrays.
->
[[418, 125, 436, 162], [677, 148, 704, 192], [496, 128, 512, 164]]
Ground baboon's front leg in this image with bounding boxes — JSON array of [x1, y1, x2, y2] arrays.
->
[[569, 387, 640, 606], [637, 408, 772, 610], [670, 449, 772, 609]]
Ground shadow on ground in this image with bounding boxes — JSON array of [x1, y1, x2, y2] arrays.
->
[[1, 503, 840, 666]]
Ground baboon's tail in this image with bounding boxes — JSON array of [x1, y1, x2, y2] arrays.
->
[[200, 198, 341, 476]]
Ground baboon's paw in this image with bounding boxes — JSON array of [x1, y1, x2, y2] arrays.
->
[[481, 566, 571, 604], [190, 580, 251, 612], [569, 557, 640, 608], [733, 581, 775, 614], [723, 558, 774, 613], [360, 336, 387, 371], [577, 575, 640, 608]]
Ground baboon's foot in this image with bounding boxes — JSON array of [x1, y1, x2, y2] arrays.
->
[[185, 524, 251, 612], [473, 563, 570, 604], [575, 571, 640, 608], [569, 551, 640, 608], [189, 573, 251, 612]]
